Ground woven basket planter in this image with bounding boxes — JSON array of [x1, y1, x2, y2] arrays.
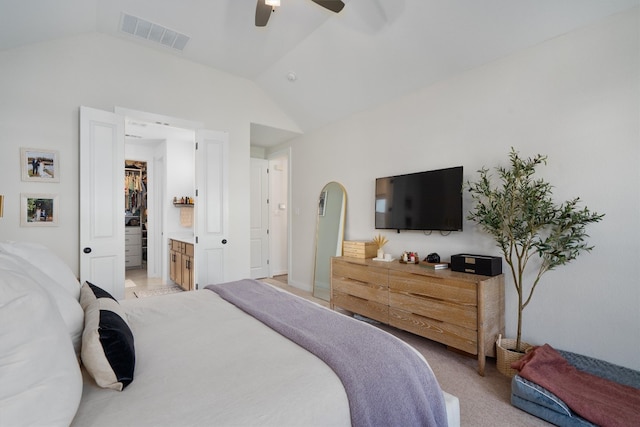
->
[[496, 334, 533, 377]]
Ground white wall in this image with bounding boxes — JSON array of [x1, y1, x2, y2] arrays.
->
[[0, 32, 300, 281], [287, 9, 640, 370], [164, 139, 195, 236]]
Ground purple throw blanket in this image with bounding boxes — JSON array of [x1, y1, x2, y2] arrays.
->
[[206, 279, 447, 427]]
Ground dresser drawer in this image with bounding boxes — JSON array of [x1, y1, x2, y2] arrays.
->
[[333, 260, 388, 287], [125, 244, 141, 257], [171, 239, 184, 252], [125, 234, 140, 245], [125, 226, 141, 235], [184, 242, 194, 257], [389, 270, 477, 305], [125, 254, 142, 268], [332, 276, 388, 305], [388, 288, 477, 330], [389, 308, 478, 354], [333, 291, 389, 324]]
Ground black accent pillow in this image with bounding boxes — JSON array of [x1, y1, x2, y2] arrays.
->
[[80, 282, 135, 391], [80, 281, 116, 309]]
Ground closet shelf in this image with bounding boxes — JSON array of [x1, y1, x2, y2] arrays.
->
[[173, 203, 194, 207]]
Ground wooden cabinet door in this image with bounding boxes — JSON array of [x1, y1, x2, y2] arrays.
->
[[180, 254, 192, 291], [185, 244, 194, 290], [170, 249, 182, 285]]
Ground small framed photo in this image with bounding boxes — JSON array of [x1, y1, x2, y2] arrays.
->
[[21, 193, 59, 227], [21, 148, 59, 182], [318, 190, 327, 216]]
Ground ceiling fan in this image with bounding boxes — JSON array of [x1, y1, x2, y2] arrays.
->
[[255, 0, 345, 27]]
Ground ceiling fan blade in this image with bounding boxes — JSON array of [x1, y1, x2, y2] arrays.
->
[[255, 0, 272, 27], [310, 0, 345, 13]]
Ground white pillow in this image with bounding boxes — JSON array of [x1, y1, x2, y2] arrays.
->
[[0, 241, 80, 300], [0, 253, 84, 355], [0, 269, 83, 426]]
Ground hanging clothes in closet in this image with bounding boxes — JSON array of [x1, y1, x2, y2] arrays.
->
[[125, 166, 146, 216]]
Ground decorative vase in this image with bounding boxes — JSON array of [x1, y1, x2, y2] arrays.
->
[[496, 334, 533, 377], [377, 248, 384, 259]]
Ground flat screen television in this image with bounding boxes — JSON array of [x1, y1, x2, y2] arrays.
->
[[375, 166, 463, 232]]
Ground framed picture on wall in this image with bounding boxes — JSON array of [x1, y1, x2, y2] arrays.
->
[[20, 148, 59, 182], [318, 190, 327, 216], [20, 193, 59, 227]]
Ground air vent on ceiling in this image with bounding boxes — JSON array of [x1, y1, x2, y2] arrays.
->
[[120, 13, 190, 51]]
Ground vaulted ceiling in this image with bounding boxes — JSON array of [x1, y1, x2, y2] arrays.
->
[[1, 0, 638, 146]]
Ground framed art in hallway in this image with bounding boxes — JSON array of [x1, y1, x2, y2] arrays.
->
[[318, 190, 327, 216], [20, 193, 59, 227], [20, 148, 59, 182]]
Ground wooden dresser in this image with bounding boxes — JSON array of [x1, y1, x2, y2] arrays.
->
[[331, 256, 504, 375]]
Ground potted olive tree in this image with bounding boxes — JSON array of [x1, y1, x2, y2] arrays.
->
[[466, 148, 603, 375]]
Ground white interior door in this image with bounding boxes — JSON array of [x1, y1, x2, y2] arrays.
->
[[267, 152, 289, 277], [79, 106, 125, 299], [250, 158, 269, 279], [194, 129, 229, 288]]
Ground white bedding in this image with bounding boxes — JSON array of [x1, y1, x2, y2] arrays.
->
[[72, 290, 352, 426], [73, 288, 460, 427]]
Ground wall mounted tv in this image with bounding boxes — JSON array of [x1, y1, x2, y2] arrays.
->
[[375, 166, 463, 232]]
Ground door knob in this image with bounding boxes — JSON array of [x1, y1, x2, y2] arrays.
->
[[83, 247, 92, 254], [221, 239, 227, 244]]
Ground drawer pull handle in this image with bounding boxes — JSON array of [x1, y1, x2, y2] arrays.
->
[[348, 278, 369, 285], [393, 309, 445, 326], [407, 292, 435, 300]]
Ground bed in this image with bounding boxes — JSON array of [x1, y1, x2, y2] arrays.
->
[[0, 241, 460, 427]]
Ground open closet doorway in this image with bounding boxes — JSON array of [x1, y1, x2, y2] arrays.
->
[[124, 158, 149, 284], [80, 106, 229, 300], [123, 120, 196, 297]]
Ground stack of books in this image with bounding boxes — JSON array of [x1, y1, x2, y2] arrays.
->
[[422, 262, 449, 270]]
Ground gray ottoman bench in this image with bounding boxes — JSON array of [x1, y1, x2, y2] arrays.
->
[[511, 349, 640, 426]]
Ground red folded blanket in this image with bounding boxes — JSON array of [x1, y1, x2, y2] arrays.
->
[[512, 344, 640, 427]]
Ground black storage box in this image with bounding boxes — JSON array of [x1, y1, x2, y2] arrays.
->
[[451, 254, 502, 276]]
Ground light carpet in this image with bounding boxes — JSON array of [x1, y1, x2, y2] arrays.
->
[[134, 285, 183, 298]]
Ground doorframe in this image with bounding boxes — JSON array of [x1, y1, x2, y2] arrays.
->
[[124, 143, 160, 277], [115, 107, 203, 134], [152, 151, 165, 279], [115, 107, 203, 283]]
